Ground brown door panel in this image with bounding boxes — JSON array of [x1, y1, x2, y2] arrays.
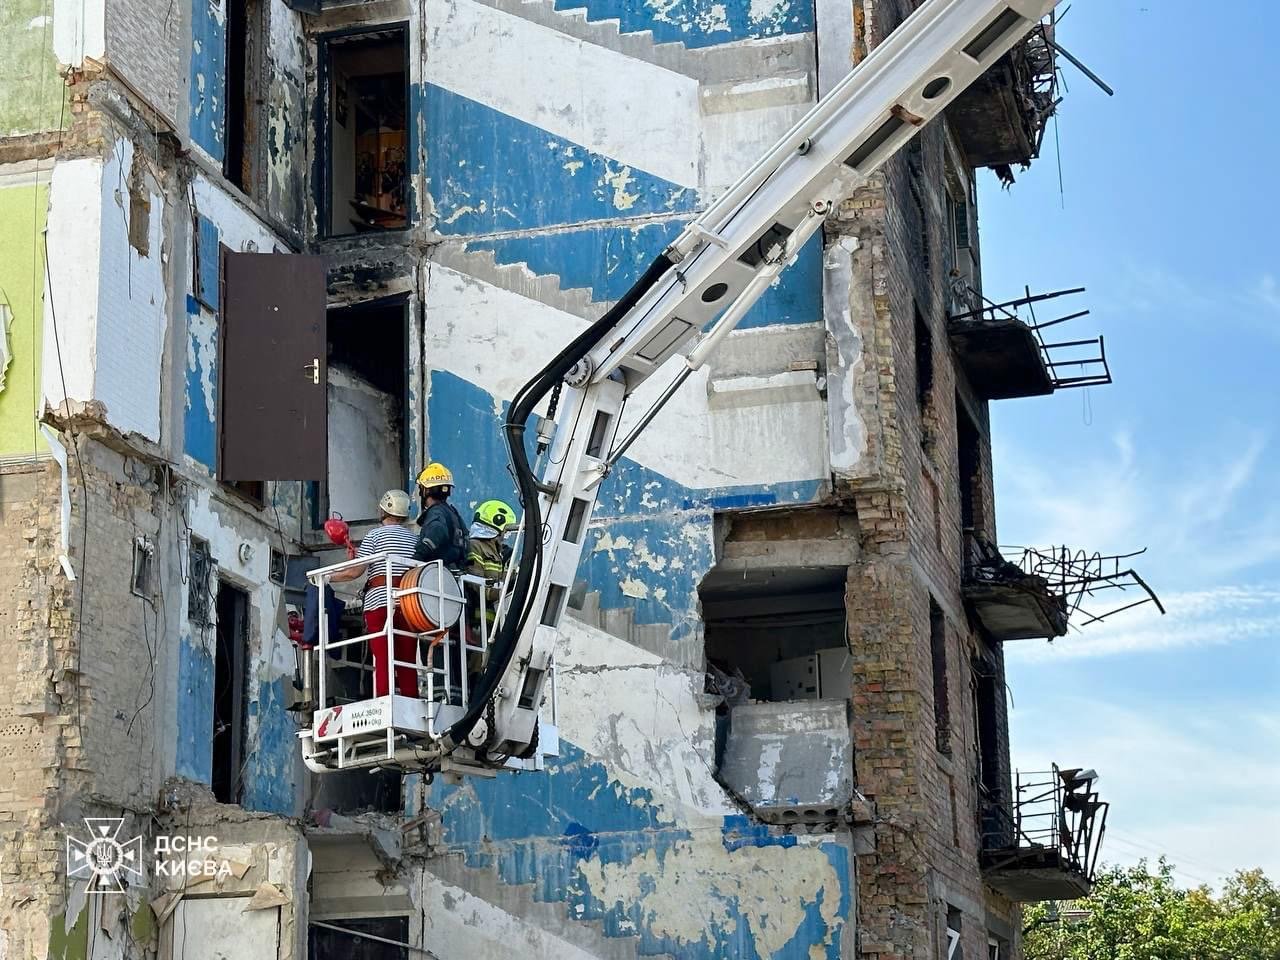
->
[[219, 252, 327, 481]]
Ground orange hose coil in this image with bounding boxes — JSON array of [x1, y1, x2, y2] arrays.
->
[[398, 564, 442, 633]]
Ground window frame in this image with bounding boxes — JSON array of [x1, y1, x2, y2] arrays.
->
[[316, 22, 412, 240]]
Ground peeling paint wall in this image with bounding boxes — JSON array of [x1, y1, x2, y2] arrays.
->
[[413, 0, 857, 952], [263, 0, 307, 231], [190, 0, 226, 163]]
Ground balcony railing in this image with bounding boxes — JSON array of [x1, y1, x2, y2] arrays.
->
[[948, 287, 1111, 401], [981, 765, 1109, 902]]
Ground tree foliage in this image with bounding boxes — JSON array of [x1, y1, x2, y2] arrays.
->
[[1023, 860, 1280, 960]]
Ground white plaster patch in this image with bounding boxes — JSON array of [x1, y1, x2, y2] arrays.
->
[[576, 833, 842, 956], [43, 155, 104, 412], [556, 617, 735, 817], [619, 577, 649, 599], [187, 309, 218, 426], [822, 235, 867, 477], [601, 164, 640, 211], [748, 0, 785, 25], [421, 874, 604, 960], [191, 173, 283, 259], [93, 139, 167, 440]]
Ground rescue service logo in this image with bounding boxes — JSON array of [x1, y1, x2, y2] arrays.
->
[[65, 818, 145, 894], [65, 822, 231, 894]]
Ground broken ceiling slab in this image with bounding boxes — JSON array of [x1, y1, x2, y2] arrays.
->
[[963, 575, 1068, 640], [718, 699, 853, 824], [948, 315, 1055, 400]]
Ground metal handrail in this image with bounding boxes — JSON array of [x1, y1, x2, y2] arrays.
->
[[981, 764, 1106, 883]]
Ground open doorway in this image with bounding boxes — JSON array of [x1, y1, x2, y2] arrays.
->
[[212, 582, 249, 804], [325, 298, 409, 523], [309, 916, 409, 960], [322, 25, 409, 236], [700, 566, 849, 703]]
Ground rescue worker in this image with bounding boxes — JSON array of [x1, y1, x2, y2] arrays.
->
[[329, 489, 421, 697], [466, 499, 517, 631], [413, 462, 468, 570]]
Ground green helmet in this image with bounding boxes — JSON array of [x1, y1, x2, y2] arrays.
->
[[474, 499, 516, 532]]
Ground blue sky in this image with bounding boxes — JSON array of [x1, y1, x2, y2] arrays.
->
[[976, 0, 1280, 888]]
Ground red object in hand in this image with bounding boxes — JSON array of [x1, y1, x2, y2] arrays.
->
[[324, 514, 356, 559], [288, 611, 305, 646]]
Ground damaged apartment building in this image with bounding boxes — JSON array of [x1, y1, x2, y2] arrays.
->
[[0, 0, 1141, 958]]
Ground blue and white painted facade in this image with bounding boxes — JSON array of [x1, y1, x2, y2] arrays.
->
[[407, 0, 860, 954], [23, 0, 876, 951]]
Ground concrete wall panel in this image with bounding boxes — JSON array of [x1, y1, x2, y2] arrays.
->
[[0, 164, 50, 457]]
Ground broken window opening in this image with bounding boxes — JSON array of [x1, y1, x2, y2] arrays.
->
[[188, 536, 213, 626], [915, 304, 937, 456], [906, 139, 932, 281], [322, 26, 409, 237], [322, 298, 409, 525], [224, 0, 265, 195], [701, 566, 849, 704], [945, 906, 963, 960], [225, 479, 266, 506], [309, 916, 409, 960], [212, 581, 250, 805], [956, 395, 983, 541], [131, 536, 155, 598], [929, 597, 950, 754], [973, 649, 1009, 834], [270, 548, 286, 585], [703, 558, 855, 825], [310, 764, 403, 815]]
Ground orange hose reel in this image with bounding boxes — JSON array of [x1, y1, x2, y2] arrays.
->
[[397, 562, 464, 634]]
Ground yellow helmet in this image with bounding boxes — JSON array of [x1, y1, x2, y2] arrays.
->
[[416, 462, 454, 490]]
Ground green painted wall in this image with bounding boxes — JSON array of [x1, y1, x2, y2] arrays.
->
[[0, 0, 64, 137], [0, 177, 49, 456]]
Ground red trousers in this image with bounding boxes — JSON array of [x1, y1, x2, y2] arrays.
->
[[364, 608, 419, 697]]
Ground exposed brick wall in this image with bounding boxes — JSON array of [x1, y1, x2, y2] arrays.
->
[[0, 462, 77, 958], [836, 2, 1023, 957]]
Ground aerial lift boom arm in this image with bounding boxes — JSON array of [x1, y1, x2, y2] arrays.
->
[[436, 0, 1062, 765]]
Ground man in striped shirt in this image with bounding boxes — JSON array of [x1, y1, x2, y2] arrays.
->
[[330, 489, 421, 697]]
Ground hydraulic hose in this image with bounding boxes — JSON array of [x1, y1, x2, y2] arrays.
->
[[442, 252, 675, 752]]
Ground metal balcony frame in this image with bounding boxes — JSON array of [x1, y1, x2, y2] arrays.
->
[[981, 764, 1109, 886], [949, 285, 1111, 392]]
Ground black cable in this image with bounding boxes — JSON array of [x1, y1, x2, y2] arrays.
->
[[441, 252, 675, 751]]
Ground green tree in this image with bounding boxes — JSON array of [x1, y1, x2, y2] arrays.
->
[[1022, 860, 1280, 960]]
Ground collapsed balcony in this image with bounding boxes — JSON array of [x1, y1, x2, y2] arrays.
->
[[946, 14, 1058, 173], [948, 287, 1111, 401], [964, 536, 1165, 642], [963, 535, 1069, 640], [982, 766, 1108, 901]]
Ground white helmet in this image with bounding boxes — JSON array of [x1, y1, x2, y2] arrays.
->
[[379, 489, 411, 518]]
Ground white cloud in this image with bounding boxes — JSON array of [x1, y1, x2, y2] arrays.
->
[[996, 428, 1280, 586], [1254, 273, 1280, 313], [1006, 583, 1280, 662], [1113, 263, 1280, 342]]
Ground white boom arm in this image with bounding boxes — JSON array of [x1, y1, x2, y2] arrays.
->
[[446, 0, 1061, 764]]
